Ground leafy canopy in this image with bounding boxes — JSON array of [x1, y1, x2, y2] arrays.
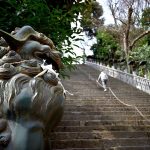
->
[[0, 0, 92, 75], [91, 28, 120, 62]]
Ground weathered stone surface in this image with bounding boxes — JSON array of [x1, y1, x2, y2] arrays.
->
[[51, 64, 150, 150], [0, 25, 65, 150]]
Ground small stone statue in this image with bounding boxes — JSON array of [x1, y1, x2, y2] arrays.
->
[[0, 26, 65, 150]]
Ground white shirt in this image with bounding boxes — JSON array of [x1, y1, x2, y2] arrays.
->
[[98, 71, 108, 81]]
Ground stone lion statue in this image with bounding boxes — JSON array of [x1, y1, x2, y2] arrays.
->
[[0, 26, 65, 150]]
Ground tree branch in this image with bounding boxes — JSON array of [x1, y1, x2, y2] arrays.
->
[[129, 30, 150, 50]]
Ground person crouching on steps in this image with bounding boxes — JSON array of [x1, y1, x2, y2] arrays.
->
[[97, 70, 108, 91]]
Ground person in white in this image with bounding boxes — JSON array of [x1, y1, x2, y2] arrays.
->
[[97, 70, 108, 91]]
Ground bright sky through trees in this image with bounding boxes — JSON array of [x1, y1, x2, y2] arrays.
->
[[72, 0, 114, 59], [98, 0, 114, 25]]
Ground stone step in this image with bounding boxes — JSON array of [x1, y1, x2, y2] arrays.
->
[[51, 131, 150, 140], [111, 146, 150, 150], [65, 95, 149, 100], [64, 110, 150, 115], [64, 106, 149, 112], [51, 139, 104, 150], [53, 147, 150, 150], [62, 114, 149, 120], [59, 120, 149, 126], [66, 94, 150, 98], [65, 101, 150, 106], [51, 138, 150, 149], [66, 88, 149, 93], [53, 149, 102, 150], [64, 104, 150, 108], [65, 99, 150, 104], [65, 98, 150, 103], [54, 125, 150, 132], [52, 65, 150, 150]]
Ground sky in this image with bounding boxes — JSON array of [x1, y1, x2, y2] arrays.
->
[[71, 0, 114, 59], [98, 0, 114, 25]]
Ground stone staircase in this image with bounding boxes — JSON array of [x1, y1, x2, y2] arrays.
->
[[50, 64, 150, 150]]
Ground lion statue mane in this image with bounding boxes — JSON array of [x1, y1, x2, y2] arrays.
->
[[0, 25, 65, 150]]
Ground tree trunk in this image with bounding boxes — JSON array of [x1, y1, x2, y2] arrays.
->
[[123, 7, 133, 73], [123, 33, 130, 72]]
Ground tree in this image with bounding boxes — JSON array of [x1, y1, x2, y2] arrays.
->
[[130, 44, 150, 77], [141, 7, 150, 45], [90, 27, 121, 67], [141, 7, 150, 28], [106, 0, 150, 72], [0, 0, 92, 75], [80, 0, 104, 37]]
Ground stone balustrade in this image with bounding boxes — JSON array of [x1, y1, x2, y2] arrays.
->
[[86, 61, 150, 95]]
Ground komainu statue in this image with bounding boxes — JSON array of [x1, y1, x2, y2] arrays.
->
[[0, 26, 65, 150]]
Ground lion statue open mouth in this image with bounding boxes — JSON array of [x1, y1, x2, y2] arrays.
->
[[0, 26, 65, 150]]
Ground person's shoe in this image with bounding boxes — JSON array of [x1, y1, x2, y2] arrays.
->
[[104, 89, 107, 92]]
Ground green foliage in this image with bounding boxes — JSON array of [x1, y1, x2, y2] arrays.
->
[[92, 29, 120, 61], [90, 43, 97, 56], [80, 0, 104, 37], [0, 0, 91, 76], [130, 44, 150, 77], [131, 44, 150, 65], [2, 0, 78, 44], [141, 7, 150, 28]]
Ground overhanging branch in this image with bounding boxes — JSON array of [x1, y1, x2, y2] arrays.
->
[[129, 30, 150, 50]]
